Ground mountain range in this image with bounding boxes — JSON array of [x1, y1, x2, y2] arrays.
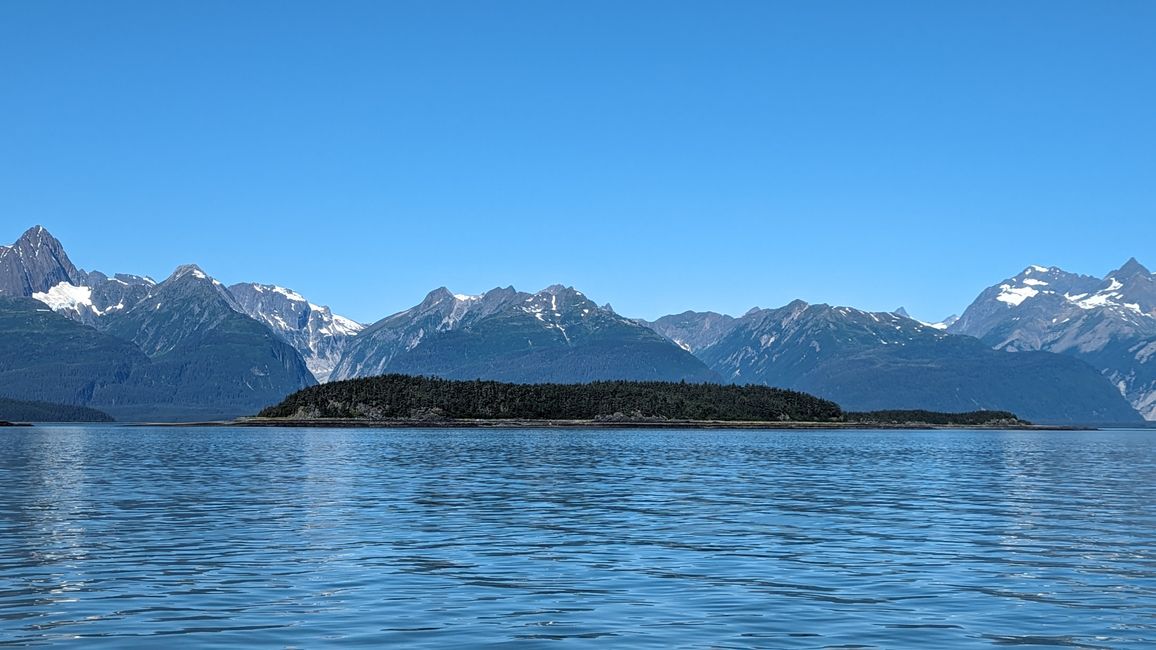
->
[[0, 224, 1151, 423], [331, 285, 718, 384], [641, 302, 1137, 423]]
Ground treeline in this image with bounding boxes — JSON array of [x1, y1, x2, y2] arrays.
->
[[0, 397, 115, 422], [846, 409, 1026, 425], [259, 374, 844, 422]]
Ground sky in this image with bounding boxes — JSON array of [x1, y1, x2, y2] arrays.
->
[[1, 1, 1154, 324]]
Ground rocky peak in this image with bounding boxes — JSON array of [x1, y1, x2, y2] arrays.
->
[[415, 287, 457, 312], [1113, 257, 1151, 280], [0, 225, 79, 295], [168, 264, 211, 282], [228, 282, 363, 383]]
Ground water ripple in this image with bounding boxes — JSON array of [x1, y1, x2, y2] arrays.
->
[[0, 426, 1154, 647]]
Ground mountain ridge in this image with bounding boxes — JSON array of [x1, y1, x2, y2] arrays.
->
[[332, 284, 721, 384], [2, 225, 1151, 422]]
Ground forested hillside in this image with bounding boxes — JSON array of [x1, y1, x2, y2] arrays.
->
[[0, 398, 114, 422], [260, 374, 843, 422]]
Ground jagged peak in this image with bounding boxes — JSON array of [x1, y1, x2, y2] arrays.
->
[[1113, 257, 1151, 279], [894, 306, 911, 318], [417, 286, 456, 307], [20, 224, 49, 240], [537, 284, 583, 297], [168, 264, 210, 282], [9, 225, 65, 252]]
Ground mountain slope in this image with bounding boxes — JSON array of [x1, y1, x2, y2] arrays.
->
[[682, 301, 1140, 423], [229, 283, 363, 382], [333, 285, 720, 384], [637, 311, 739, 353], [950, 260, 1156, 419], [0, 296, 151, 407], [97, 265, 317, 420]]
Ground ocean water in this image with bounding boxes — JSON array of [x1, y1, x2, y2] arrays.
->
[[1, 426, 1154, 648]]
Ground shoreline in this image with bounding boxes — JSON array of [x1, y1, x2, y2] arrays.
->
[[137, 417, 1088, 431]]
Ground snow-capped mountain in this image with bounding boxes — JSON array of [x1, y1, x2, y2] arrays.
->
[[641, 300, 1140, 423], [94, 263, 317, 419], [0, 225, 156, 325], [229, 283, 363, 382], [0, 226, 319, 420], [3, 223, 1152, 423], [331, 284, 719, 384], [950, 259, 1156, 419], [4, 224, 355, 384]]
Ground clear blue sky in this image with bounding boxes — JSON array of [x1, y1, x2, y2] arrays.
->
[[2, 1, 1153, 324]]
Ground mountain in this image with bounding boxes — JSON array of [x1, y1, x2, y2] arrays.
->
[[0, 226, 321, 420], [332, 285, 720, 384], [3, 224, 1150, 423], [0, 226, 80, 296], [0, 225, 156, 325], [4, 227, 357, 384], [229, 283, 363, 383], [950, 260, 1156, 419], [1, 270, 318, 422], [637, 311, 738, 352], [96, 265, 317, 420], [647, 300, 1139, 423]]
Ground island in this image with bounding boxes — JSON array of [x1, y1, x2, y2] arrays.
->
[[241, 374, 1058, 429]]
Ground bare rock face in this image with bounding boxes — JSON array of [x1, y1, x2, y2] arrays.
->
[[636, 311, 738, 353], [228, 283, 363, 383], [0, 226, 79, 296]]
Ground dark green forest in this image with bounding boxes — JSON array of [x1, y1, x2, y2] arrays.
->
[[845, 410, 1026, 425], [0, 397, 114, 422], [260, 374, 843, 422]]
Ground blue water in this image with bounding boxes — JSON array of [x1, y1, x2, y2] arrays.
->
[[1, 427, 1154, 648]]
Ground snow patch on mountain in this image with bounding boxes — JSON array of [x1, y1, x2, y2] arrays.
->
[[996, 284, 1039, 306], [229, 283, 364, 383], [33, 282, 103, 316]]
